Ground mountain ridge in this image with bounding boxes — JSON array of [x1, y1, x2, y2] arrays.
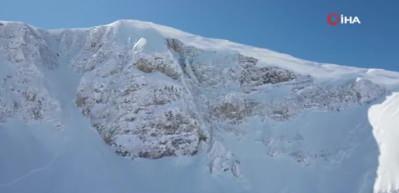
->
[[2, 19, 399, 84], [0, 19, 398, 193]]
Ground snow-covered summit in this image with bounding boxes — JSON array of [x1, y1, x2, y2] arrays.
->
[[3, 19, 399, 82], [0, 20, 399, 193]]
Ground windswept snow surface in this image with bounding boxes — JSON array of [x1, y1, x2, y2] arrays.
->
[[370, 93, 399, 193], [0, 19, 398, 193]]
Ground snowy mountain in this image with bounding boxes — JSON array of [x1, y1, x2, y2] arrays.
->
[[0, 20, 399, 193]]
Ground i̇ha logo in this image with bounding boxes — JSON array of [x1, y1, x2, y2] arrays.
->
[[327, 13, 361, 26]]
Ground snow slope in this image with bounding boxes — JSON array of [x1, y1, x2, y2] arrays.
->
[[370, 93, 399, 193], [0, 19, 398, 193]]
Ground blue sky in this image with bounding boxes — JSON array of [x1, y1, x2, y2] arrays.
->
[[1, 0, 398, 71]]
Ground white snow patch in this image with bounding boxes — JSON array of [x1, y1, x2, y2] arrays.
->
[[132, 37, 147, 54]]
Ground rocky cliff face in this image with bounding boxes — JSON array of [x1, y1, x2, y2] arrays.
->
[[0, 22, 61, 124], [0, 20, 387, 161], [1, 20, 398, 193]]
